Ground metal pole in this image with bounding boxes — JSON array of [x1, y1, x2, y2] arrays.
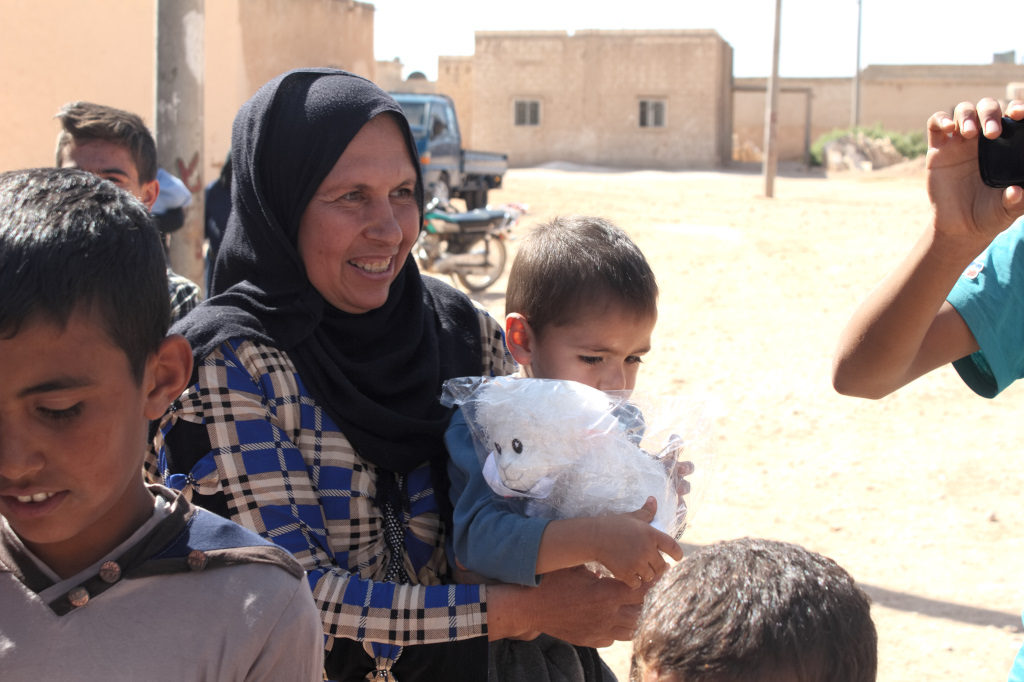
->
[[851, 0, 862, 128], [156, 0, 206, 293], [763, 0, 782, 198], [804, 90, 813, 167]]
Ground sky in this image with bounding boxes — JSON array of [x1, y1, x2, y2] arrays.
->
[[374, 0, 1022, 81]]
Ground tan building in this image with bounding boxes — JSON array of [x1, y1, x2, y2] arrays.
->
[[436, 30, 735, 169], [425, 30, 1024, 166], [0, 0, 375, 183], [5, 3, 1023, 177], [858, 63, 1024, 133], [734, 63, 1024, 163], [734, 77, 850, 163]]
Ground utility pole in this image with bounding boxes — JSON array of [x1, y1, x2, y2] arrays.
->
[[156, 0, 206, 293], [763, 0, 782, 198], [851, 0, 862, 128]]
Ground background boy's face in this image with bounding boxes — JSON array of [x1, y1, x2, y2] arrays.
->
[[0, 308, 157, 576], [59, 138, 159, 209], [511, 304, 656, 391]]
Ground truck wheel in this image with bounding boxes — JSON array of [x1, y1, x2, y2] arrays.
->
[[464, 189, 488, 210]]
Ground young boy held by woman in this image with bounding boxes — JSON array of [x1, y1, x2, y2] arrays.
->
[[445, 215, 685, 680]]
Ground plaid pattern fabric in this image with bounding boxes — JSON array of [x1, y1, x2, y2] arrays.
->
[[149, 306, 515, 659], [167, 269, 201, 324]]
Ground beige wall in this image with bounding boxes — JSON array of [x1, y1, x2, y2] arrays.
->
[[734, 78, 851, 162], [0, 0, 155, 171], [859, 64, 1024, 133], [1, 0, 375, 183], [375, 58, 405, 91], [734, 65, 1024, 162], [437, 56, 475, 146], [7, 5, 1023, 176], [376, 58, 441, 97], [456, 30, 733, 169]]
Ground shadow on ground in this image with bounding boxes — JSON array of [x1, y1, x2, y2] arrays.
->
[[680, 543, 1022, 632], [518, 160, 827, 179], [861, 584, 1023, 632]]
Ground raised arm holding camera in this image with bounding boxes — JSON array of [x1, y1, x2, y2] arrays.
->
[[833, 96, 1024, 682], [832, 97, 1024, 400]]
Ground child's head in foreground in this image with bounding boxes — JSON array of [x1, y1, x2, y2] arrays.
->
[[504, 215, 658, 391], [0, 167, 191, 578], [632, 537, 877, 682]]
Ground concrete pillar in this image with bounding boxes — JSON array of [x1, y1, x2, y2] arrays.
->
[[156, 0, 206, 293]]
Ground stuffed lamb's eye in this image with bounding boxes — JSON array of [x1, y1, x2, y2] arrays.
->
[[493, 441, 502, 455], [512, 438, 523, 454]]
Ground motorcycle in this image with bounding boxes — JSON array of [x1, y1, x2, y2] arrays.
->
[[413, 197, 523, 292]]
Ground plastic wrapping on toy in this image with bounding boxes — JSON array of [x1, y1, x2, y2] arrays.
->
[[441, 376, 716, 539]]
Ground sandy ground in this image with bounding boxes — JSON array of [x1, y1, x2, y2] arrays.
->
[[448, 161, 1024, 681]]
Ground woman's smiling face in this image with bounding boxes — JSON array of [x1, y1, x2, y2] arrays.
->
[[297, 114, 421, 314]]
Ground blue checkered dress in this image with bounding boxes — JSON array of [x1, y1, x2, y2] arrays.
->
[[147, 306, 515, 674]]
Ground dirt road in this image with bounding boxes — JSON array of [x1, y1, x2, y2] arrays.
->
[[464, 162, 1024, 681]]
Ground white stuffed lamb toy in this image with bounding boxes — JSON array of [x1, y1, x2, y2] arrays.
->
[[441, 376, 683, 534]]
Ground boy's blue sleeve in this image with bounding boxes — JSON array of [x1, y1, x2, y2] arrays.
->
[[948, 217, 1024, 398], [445, 408, 549, 586]]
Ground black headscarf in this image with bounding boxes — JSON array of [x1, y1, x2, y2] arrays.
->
[[175, 68, 480, 477]]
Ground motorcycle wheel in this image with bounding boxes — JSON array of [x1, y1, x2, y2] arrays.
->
[[455, 234, 507, 292]]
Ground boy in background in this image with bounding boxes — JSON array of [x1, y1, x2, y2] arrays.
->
[[55, 100, 202, 322], [445, 216, 685, 680], [0, 168, 323, 680], [632, 538, 877, 682]]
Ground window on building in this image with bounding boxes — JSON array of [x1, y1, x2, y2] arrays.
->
[[639, 99, 666, 128], [514, 100, 540, 126]]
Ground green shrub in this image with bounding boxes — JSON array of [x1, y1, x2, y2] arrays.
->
[[809, 128, 852, 166], [889, 130, 927, 159], [809, 125, 927, 166]]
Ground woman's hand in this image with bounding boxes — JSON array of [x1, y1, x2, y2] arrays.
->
[[486, 566, 649, 647]]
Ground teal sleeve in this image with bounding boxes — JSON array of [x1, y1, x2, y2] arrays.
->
[[1008, 613, 1024, 682], [947, 217, 1024, 398], [445, 408, 549, 586]]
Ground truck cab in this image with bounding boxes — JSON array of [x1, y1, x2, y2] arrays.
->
[[391, 92, 507, 209]]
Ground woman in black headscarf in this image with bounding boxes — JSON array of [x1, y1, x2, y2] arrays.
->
[[149, 69, 641, 681]]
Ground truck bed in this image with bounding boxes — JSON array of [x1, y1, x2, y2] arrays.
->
[[463, 149, 508, 179]]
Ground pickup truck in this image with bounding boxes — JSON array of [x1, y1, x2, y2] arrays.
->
[[391, 92, 507, 209]]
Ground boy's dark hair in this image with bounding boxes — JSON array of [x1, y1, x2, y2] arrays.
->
[[505, 216, 658, 335], [0, 168, 170, 381], [54, 101, 158, 184], [632, 538, 877, 682]]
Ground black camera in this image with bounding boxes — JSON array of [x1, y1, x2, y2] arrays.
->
[[979, 116, 1024, 188]]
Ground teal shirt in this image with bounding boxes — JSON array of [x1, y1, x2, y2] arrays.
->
[[947, 217, 1024, 398], [1010, 625, 1024, 682], [941, 218, 1024, 682]]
